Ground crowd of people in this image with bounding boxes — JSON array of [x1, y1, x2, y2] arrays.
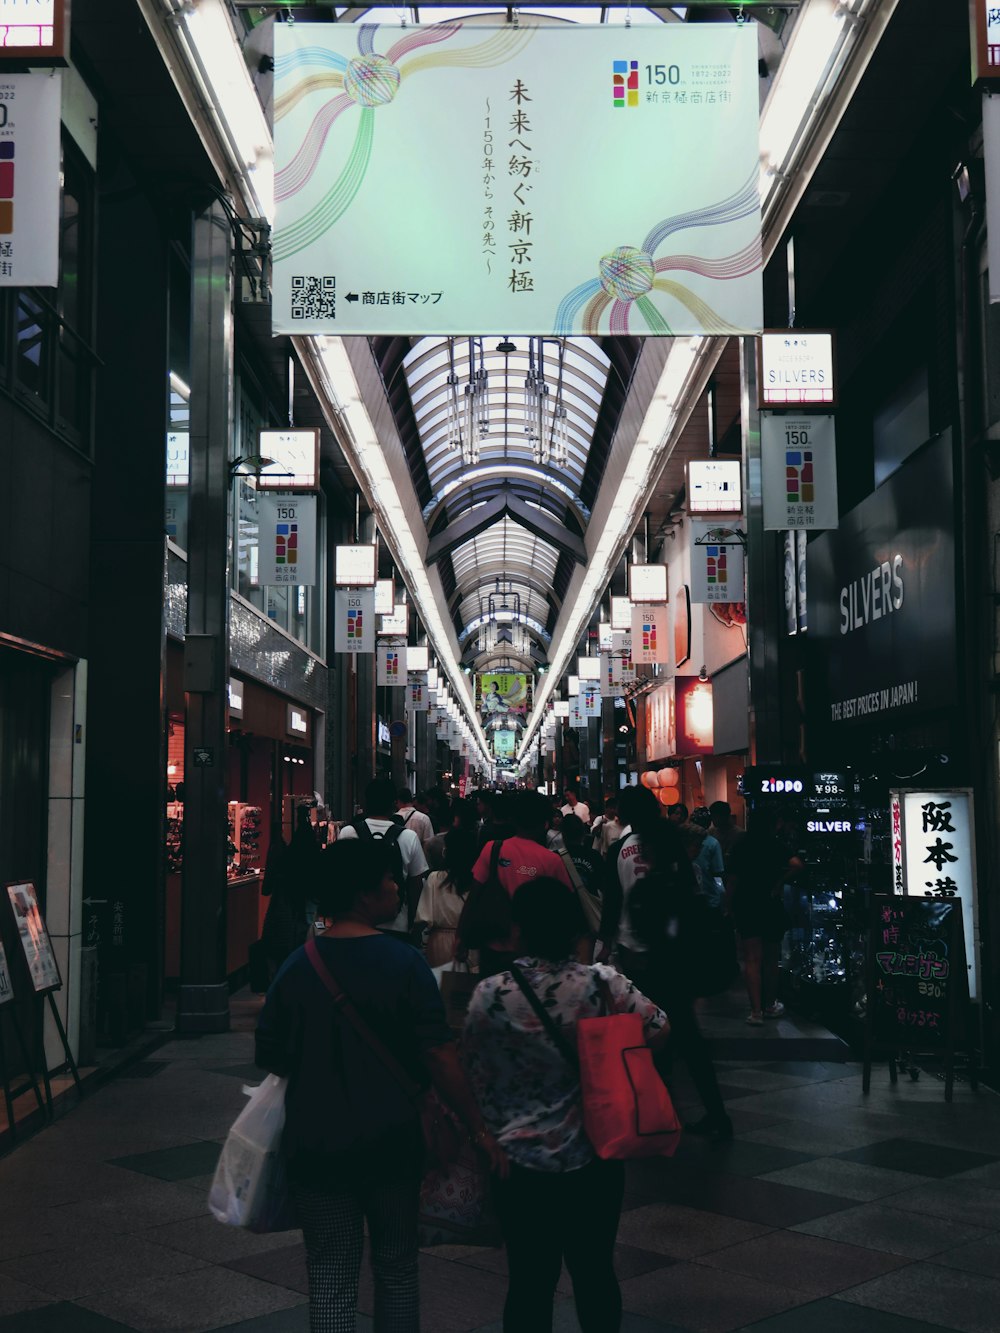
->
[[254, 776, 798, 1333]]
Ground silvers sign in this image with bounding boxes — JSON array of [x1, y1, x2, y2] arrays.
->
[[807, 436, 955, 727]]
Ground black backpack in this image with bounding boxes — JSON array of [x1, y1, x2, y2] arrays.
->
[[352, 818, 408, 919]]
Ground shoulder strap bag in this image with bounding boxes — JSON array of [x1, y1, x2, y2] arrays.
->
[[455, 839, 510, 952], [304, 936, 461, 1165], [509, 963, 681, 1161], [557, 849, 602, 935]]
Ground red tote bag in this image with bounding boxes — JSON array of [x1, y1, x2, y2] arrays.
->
[[577, 1009, 682, 1159], [510, 965, 682, 1161]]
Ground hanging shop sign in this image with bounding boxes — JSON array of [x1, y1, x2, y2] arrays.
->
[[271, 23, 762, 336], [5, 882, 60, 994], [374, 577, 395, 616], [982, 96, 1000, 304], [553, 699, 570, 718], [377, 643, 405, 685], [686, 460, 742, 516], [610, 596, 632, 631], [0, 73, 61, 287], [610, 630, 636, 685], [255, 429, 320, 490], [335, 544, 377, 586], [598, 622, 613, 650], [334, 588, 375, 653], [689, 521, 745, 604], [228, 677, 245, 720], [257, 493, 317, 586], [0, 938, 13, 1005], [0, 0, 68, 63], [569, 695, 588, 730], [630, 603, 670, 664], [476, 672, 532, 722], [286, 704, 311, 741], [889, 788, 979, 1001], [167, 433, 190, 486], [580, 680, 602, 718], [577, 656, 601, 681], [379, 603, 409, 636], [761, 412, 839, 530], [407, 677, 428, 712], [807, 435, 955, 727], [970, 1, 1000, 83], [627, 564, 668, 604], [757, 331, 836, 408], [407, 645, 429, 673]]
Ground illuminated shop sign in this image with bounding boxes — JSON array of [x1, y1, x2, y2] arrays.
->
[[757, 331, 836, 408], [0, 0, 68, 64]]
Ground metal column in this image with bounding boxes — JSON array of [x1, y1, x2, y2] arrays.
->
[[177, 203, 234, 1033], [740, 337, 784, 762]]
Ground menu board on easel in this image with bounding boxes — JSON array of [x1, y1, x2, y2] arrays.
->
[[864, 894, 970, 1100], [5, 883, 61, 995], [0, 939, 13, 1006]]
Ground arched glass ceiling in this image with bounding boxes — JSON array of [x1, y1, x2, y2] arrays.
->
[[459, 597, 550, 641], [450, 516, 561, 624], [403, 336, 610, 507]]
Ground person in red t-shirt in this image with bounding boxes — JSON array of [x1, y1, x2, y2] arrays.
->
[[462, 791, 573, 974]]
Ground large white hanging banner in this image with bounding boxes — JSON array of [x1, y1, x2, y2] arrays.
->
[[257, 494, 317, 586], [580, 680, 602, 717], [630, 604, 670, 664], [407, 677, 429, 712], [761, 413, 839, 531], [334, 589, 375, 653], [611, 631, 636, 684], [0, 73, 61, 288], [272, 23, 762, 336], [689, 520, 745, 604]]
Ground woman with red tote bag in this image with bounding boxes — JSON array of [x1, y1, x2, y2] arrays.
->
[[462, 880, 672, 1333]]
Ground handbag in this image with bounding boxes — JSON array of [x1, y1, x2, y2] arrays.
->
[[304, 936, 461, 1167], [439, 962, 481, 1032], [208, 1074, 297, 1233], [510, 964, 682, 1161]]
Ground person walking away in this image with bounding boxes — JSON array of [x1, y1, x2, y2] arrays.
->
[[338, 777, 428, 942], [257, 838, 506, 1333], [414, 826, 478, 967], [560, 788, 591, 826], [259, 821, 309, 975], [396, 787, 435, 850], [666, 801, 690, 828], [463, 880, 669, 1333], [687, 822, 726, 910], [286, 805, 324, 933], [599, 785, 732, 1143], [459, 790, 573, 976], [728, 812, 801, 1025]]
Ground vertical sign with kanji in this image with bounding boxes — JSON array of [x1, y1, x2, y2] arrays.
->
[[891, 788, 979, 1000]]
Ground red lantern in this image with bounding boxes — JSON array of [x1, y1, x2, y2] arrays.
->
[[658, 768, 679, 788], [658, 788, 680, 806], [641, 771, 660, 789]]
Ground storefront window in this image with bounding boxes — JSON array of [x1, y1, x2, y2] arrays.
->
[[166, 247, 191, 552]]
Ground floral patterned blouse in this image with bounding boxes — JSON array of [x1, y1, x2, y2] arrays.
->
[[462, 958, 667, 1173]]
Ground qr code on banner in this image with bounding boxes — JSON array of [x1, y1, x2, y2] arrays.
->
[[291, 275, 336, 320]]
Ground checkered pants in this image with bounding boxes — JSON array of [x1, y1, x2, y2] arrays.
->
[[291, 1174, 421, 1332]]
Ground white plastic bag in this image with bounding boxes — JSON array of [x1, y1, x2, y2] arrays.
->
[[208, 1074, 296, 1232]]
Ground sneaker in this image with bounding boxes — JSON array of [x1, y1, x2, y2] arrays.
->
[[685, 1114, 734, 1144], [745, 1011, 764, 1026], [764, 1002, 785, 1019]]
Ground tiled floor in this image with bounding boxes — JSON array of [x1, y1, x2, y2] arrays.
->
[[0, 985, 997, 1333]]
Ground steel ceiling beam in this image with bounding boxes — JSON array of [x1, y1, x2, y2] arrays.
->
[[425, 487, 586, 565]]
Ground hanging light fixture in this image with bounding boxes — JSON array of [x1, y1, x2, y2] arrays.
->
[[445, 337, 488, 466], [524, 337, 568, 467]]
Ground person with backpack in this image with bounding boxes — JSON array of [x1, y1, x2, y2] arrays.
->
[[337, 777, 428, 942], [396, 786, 434, 850], [598, 784, 733, 1143], [458, 790, 573, 975]]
